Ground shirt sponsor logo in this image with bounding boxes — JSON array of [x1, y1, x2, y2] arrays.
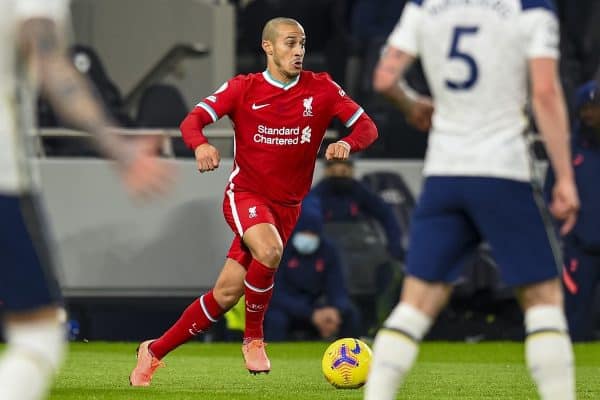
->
[[253, 124, 312, 146], [252, 103, 270, 110], [301, 126, 311, 144], [303, 96, 314, 117]]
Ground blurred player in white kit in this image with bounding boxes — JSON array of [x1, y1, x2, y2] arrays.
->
[[0, 1, 173, 399], [366, 0, 578, 399]]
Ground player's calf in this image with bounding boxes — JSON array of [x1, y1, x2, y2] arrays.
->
[[0, 315, 66, 400], [525, 305, 575, 400], [365, 302, 432, 400]]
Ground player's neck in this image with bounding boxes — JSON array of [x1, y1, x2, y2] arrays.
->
[[265, 67, 298, 86]]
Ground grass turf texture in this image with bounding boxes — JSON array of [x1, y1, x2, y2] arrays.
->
[[46, 341, 599, 399]]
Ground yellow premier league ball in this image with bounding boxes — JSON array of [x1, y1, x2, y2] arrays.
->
[[321, 338, 372, 389]]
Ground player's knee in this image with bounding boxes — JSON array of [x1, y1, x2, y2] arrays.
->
[[517, 278, 563, 309], [252, 243, 283, 268], [401, 277, 452, 317]]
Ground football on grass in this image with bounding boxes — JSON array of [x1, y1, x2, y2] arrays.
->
[[321, 338, 372, 389]]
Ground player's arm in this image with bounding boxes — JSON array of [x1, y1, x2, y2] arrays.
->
[[373, 47, 414, 113], [372, 0, 432, 132], [325, 77, 378, 160], [373, 47, 432, 132], [180, 79, 242, 173], [19, 19, 127, 162], [180, 106, 220, 173], [326, 113, 378, 161], [18, 18, 172, 198], [530, 58, 579, 234]]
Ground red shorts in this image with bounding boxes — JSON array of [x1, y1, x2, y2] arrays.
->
[[222, 190, 301, 268]]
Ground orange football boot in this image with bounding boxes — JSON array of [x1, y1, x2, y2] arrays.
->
[[129, 340, 165, 386], [242, 339, 271, 374]]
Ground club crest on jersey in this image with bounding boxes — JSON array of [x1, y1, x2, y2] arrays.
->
[[303, 96, 314, 117], [249, 206, 257, 219]]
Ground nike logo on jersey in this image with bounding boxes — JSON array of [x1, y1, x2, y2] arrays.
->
[[252, 103, 270, 110]]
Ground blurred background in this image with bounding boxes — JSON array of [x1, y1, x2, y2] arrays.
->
[[16, 0, 600, 343]]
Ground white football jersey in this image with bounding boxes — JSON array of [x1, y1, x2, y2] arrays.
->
[[0, 0, 69, 194], [387, 0, 559, 181]]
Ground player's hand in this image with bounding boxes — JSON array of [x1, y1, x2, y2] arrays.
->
[[312, 307, 341, 338], [119, 135, 175, 200], [406, 97, 433, 132], [550, 179, 580, 235], [325, 141, 350, 161], [194, 143, 220, 173]]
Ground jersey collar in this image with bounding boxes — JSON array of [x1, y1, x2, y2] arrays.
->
[[262, 70, 300, 91]]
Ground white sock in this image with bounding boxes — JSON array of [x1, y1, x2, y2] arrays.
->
[[525, 305, 575, 400], [0, 318, 66, 400], [365, 303, 432, 400]]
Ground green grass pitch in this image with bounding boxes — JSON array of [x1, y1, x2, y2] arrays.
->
[[47, 341, 600, 399]]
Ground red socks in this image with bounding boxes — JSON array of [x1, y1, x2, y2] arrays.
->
[[149, 291, 223, 359], [149, 260, 276, 358], [243, 259, 276, 340]]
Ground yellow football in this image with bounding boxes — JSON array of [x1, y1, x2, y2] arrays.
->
[[321, 338, 372, 389]]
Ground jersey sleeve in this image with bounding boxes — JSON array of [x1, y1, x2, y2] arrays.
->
[[386, 1, 423, 56], [16, 0, 69, 23], [520, 7, 560, 59], [328, 78, 364, 128], [193, 76, 245, 123]]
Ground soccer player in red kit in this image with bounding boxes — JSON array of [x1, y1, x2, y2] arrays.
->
[[129, 17, 378, 386]]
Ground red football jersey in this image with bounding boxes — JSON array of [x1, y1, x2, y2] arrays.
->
[[194, 70, 366, 205]]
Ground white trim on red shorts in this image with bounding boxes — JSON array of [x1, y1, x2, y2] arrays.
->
[[226, 165, 244, 236]]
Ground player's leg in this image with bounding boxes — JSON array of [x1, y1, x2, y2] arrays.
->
[[517, 280, 574, 400], [0, 195, 65, 400], [0, 308, 65, 400], [468, 178, 574, 400], [241, 223, 284, 339], [223, 190, 287, 343], [365, 278, 450, 400], [227, 194, 299, 372], [240, 222, 284, 373], [365, 177, 479, 400], [130, 256, 246, 386], [149, 257, 246, 358]]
